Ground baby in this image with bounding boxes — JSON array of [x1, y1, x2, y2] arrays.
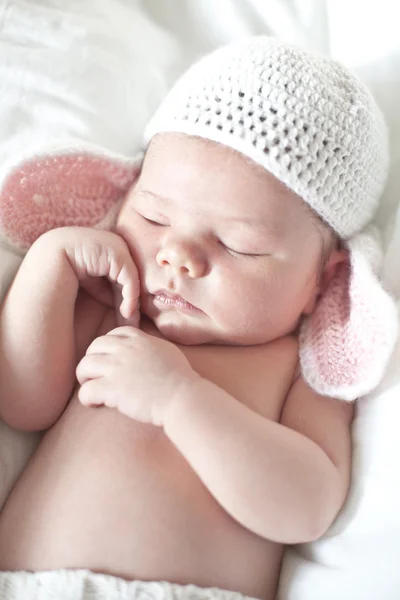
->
[[0, 37, 396, 600]]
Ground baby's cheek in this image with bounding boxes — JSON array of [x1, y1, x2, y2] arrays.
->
[[220, 283, 270, 328]]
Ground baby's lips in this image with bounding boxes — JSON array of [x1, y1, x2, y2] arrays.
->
[[0, 152, 139, 250]]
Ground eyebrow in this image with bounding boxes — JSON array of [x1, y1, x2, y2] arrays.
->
[[225, 215, 278, 229], [137, 190, 171, 204]]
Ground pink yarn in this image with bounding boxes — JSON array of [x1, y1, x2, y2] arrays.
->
[[0, 153, 139, 249], [300, 238, 398, 401]]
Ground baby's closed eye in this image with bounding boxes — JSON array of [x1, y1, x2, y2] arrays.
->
[[218, 240, 270, 258]]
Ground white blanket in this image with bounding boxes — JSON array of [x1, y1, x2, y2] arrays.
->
[[0, 2, 400, 599], [0, 569, 255, 600]]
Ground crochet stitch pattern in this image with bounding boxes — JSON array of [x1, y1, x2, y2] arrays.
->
[[145, 36, 388, 240]]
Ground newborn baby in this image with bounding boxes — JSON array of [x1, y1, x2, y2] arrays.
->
[[0, 37, 396, 600]]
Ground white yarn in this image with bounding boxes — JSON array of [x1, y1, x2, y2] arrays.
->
[[144, 36, 389, 240]]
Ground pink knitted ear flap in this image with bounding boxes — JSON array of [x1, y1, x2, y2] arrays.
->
[[0, 150, 142, 250], [299, 228, 398, 401]]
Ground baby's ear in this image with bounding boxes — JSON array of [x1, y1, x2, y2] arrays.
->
[[302, 248, 348, 316], [319, 248, 349, 297]]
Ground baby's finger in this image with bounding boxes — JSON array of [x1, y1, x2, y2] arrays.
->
[[78, 378, 115, 409], [106, 326, 141, 338], [85, 331, 134, 355], [116, 262, 140, 319], [116, 309, 140, 328], [76, 354, 115, 385], [113, 284, 140, 328]]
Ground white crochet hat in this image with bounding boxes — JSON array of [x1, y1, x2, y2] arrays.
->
[[143, 36, 397, 401], [145, 37, 386, 240]]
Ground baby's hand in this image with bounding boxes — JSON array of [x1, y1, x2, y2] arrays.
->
[[76, 327, 199, 426], [49, 227, 140, 323]]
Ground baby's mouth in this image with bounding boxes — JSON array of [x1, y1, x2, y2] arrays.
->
[[152, 290, 200, 313]]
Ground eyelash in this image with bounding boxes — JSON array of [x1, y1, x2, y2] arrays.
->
[[141, 215, 166, 226], [139, 212, 262, 257], [220, 242, 261, 258]]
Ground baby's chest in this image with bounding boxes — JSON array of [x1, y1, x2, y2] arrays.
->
[[179, 339, 298, 422]]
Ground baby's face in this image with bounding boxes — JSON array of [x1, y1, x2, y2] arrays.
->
[[116, 133, 327, 345]]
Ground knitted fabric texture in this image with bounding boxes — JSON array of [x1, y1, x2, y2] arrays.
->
[[144, 36, 398, 401], [0, 147, 141, 248], [144, 36, 388, 240]]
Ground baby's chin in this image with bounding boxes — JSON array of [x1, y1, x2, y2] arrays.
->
[[142, 310, 227, 345], [151, 318, 216, 346], [142, 308, 289, 346], [146, 315, 268, 347]]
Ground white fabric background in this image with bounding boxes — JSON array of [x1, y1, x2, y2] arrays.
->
[[0, 1, 399, 598]]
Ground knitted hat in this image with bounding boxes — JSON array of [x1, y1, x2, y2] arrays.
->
[[143, 36, 397, 401]]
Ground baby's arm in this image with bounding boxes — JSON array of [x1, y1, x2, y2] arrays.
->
[[0, 227, 138, 432], [0, 231, 79, 431], [77, 327, 352, 543], [164, 368, 353, 544]]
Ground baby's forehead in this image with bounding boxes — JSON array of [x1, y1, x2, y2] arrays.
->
[[145, 133, 278, 189], [138, 133, 318, 237], [145, 133, 306, 202]]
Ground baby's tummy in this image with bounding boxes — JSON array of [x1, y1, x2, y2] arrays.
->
[[0, 395, 281, 599]]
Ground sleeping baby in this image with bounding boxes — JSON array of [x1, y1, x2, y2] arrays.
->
[[0, 37, 396, 600]]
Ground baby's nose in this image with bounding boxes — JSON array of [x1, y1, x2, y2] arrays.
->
[[156, 240, 207, 278]]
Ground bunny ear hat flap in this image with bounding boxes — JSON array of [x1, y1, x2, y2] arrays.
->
[[300, 226, 398, 400], [0, 141, 142, 250], [143, 36, 398, 401]]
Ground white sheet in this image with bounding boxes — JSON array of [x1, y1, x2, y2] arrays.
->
[[0, 1, 399, 599]]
